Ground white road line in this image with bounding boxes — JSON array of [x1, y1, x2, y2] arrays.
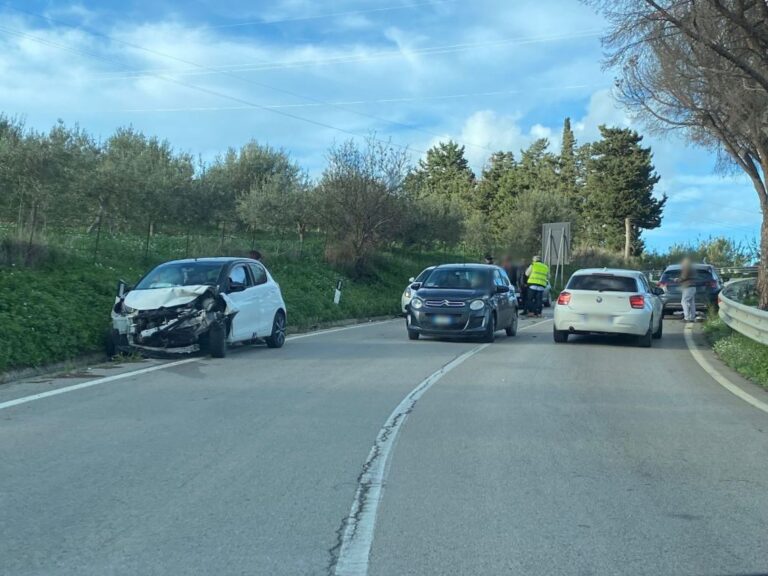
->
[[0, 359, 198, 411], [287, 319, 397, 341], [0, 319, 399, 412], [683, 325, 768, 415], [332, 319, 551, 576]]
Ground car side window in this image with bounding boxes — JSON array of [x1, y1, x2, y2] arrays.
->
[[639, 276, 651, 293], [498, 270, 511, 286], [228, 265, 251, 290], [494, 270, 506, 287], [249, 263, 268, 286]]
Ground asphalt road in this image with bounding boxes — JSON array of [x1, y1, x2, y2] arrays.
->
[[2, 315, 767, 576]]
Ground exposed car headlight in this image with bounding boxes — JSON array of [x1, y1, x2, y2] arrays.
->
[[122, 303, 136, 314], [411, 297, 423, 310], [469, 299, 485, 311]]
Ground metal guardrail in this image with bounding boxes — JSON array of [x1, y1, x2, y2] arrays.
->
[[645, 266, 758, 283], [718, 278, 768, 346]]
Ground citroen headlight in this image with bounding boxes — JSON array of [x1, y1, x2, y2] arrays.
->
[[469, 299, 485, 311], [411, 297, 424, 310]]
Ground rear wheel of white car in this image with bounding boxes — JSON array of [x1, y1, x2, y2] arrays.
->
[[637, 320, 653, 348], [208, 320, 227, 358], [652, 315, 663, 340], [265, 311, 286, 349], [553, 329, 568, 343]]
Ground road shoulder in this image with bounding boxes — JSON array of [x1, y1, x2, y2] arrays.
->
[[684, 324, 768, 414]]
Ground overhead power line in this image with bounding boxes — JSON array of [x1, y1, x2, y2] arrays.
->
[[96, 29, 604, 80], [201, 0, 458, 29], [0, 22, 428, 154], [4, 6, 599, 154], [123, 84, 598, 113]]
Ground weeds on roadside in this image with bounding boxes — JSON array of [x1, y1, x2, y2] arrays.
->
[[703, 313, 768, 389]]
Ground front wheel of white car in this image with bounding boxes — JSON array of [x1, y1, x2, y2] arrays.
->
[[265, 311, 286, 349], [208, 320, 227, 358]]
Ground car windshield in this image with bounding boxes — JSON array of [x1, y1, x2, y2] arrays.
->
[[661, 268, 715, 282], [134, 262, 224, 290], [423, 268, 491, 289], [568, 274, 638, 292], [415, 268, 433, 282]]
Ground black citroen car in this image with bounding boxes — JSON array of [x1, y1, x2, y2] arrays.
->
[[405, 264, 518, 342]]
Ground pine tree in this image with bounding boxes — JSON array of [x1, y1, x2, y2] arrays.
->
[[405, 140, 475, 203], [559, 117, 577, 198], [582, 126, 666, 255]]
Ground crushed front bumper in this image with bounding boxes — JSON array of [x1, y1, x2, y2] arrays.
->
[[111, 308, 219, 355]]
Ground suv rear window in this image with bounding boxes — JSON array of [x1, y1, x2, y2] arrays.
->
[[567, 274, 639, 292], [660, 268, 714, 282]]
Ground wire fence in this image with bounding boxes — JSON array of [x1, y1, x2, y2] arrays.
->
[[0, 219, 329, 267]]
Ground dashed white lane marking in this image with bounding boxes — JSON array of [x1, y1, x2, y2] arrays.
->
[[683, 325, 768, 415], [0, 319, 399, 412], [0, 358, 198, 411], [332, 319, 551, 576]]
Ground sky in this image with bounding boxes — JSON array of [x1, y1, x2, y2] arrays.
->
[[0, 0, 761, 251]]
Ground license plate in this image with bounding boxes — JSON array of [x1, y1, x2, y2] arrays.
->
[[433, 315, 453, 326]]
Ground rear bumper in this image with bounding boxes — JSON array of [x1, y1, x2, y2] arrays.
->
[[660, 291, 718, 310], [553, 308, 650, 336]]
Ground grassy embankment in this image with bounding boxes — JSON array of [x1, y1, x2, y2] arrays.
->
[[0, 229, 464, 373], [703, 312, 768, 389]]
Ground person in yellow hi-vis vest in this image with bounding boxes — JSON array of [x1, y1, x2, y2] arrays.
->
[[524, 255, 549, 317]]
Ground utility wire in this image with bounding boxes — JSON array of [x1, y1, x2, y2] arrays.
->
[[96, 29, 604, 80], [200, 0, 458, 29], [123, 84, 597, 113], [0, 22, 428, 154], [4, 5, 549, 153]]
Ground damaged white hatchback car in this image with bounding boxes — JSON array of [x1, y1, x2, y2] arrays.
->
[[109, 257, 287, 358]]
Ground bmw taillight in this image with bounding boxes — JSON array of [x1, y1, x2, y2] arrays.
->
[[557, 292, 571, 305], [629, 294, 645, 309]]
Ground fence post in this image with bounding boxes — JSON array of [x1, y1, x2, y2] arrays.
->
[[143, 218, 152, 262], [93, 215, 102, 263]]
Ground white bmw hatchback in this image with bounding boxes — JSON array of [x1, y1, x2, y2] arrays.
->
[[553, 268, 663, 347]]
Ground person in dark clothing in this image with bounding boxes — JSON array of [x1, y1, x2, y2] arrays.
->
[[249, 250, 263, 262], [484, 253, 494, 265]]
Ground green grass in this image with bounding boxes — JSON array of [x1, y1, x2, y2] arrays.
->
[[703, 314, 768, 389], [0, 231, 462, 373]]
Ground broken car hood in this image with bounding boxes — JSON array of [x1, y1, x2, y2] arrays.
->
[[123, 285, 213, 311]]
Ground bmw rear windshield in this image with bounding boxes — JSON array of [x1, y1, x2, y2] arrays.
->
[[567, 274, 639, 292], [423, 268, 492, 289], [660, 267, 715, 282]]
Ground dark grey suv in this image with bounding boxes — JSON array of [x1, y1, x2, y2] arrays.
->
[[658, 264, 722, 315], [405, 264, 518, 342]]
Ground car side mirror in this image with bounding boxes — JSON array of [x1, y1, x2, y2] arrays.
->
[[496, 285, 511, 294], [408, 277, 415, 283], [116, 280, 130, 298], [228, 282, 246, 293], [410, 282, 422, 290]]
